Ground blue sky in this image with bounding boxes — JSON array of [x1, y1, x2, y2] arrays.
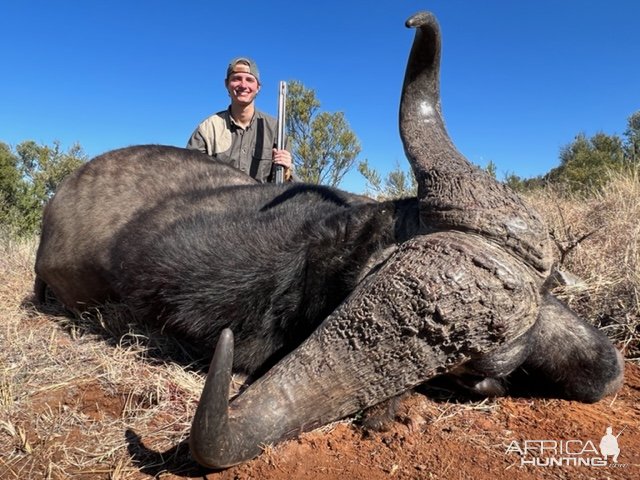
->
[[2, 1, 638, 193]]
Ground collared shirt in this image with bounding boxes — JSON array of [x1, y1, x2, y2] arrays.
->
[[186, 108, 283, 183]]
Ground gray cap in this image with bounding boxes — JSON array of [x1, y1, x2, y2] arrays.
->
[[226, 57, 260, 83]]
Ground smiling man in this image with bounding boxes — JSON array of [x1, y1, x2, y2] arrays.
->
[[186, 57, 293, 183]]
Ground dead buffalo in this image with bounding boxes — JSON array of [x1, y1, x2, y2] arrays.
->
[[35, 11, 623, 469]]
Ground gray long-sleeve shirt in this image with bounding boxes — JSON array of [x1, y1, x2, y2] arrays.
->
[[186, 108, 281, 183]]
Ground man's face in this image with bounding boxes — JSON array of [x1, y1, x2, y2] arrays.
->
[[226, 64, 260, 106]]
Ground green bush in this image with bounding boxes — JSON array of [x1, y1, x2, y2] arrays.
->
[[0, 140, 86, 236]]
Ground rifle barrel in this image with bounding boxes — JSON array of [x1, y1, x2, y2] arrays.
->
[[274, 81, 287, 184]]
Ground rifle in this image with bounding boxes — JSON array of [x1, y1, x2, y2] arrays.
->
[[615, 425, 628, 438], [274, 81, 287, 184]]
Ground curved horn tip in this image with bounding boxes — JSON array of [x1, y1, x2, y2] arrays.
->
[[207, 328, 235, 379], [217, 328, 234, 352], [189, 328, 236, 469], [405, 11, 438, 29]]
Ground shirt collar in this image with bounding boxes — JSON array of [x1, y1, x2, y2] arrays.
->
[[227, 106, 256, 131]]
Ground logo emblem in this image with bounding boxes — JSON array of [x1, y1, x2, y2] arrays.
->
[[599, 426, 625, 463]]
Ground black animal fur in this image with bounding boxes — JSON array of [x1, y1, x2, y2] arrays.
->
[[110, 183, 419, 375]]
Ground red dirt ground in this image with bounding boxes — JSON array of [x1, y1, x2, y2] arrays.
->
[[4, 313, 639, 479], [54, 366, 636, 480], [198, 363, 639, 480]]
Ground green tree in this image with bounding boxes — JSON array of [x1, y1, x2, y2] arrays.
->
[[503, 171, 525, 192], [0, 143, 21, 229], [358, 159, 417, 200], [16, 140, 86, 199], [485, 160, 497, 178], [624, 110, 640, 165], [503, 171, 546, 193], [286, 80, 361, 186], [0, 140, 86, 236], [546, 131, 625, 192]]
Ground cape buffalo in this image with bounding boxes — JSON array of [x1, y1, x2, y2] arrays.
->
[[35, 11, 623, 469]]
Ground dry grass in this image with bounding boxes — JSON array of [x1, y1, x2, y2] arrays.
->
[[0, 170, 638, 477], [525, 168, 640, 359], [0, 235, 205, 479]]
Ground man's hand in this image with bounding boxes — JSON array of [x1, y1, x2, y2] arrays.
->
[[273, 149, 292, 170]]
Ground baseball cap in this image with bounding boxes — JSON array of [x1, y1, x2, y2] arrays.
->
[[226, 57, 260, 83]]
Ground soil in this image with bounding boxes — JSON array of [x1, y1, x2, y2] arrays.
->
[[3, 301, 639, 479], [202, 365, 640, 480], [32, 360, 640, 479]]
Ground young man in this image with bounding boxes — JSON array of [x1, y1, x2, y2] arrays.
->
[[186, 57, 293, 183]]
